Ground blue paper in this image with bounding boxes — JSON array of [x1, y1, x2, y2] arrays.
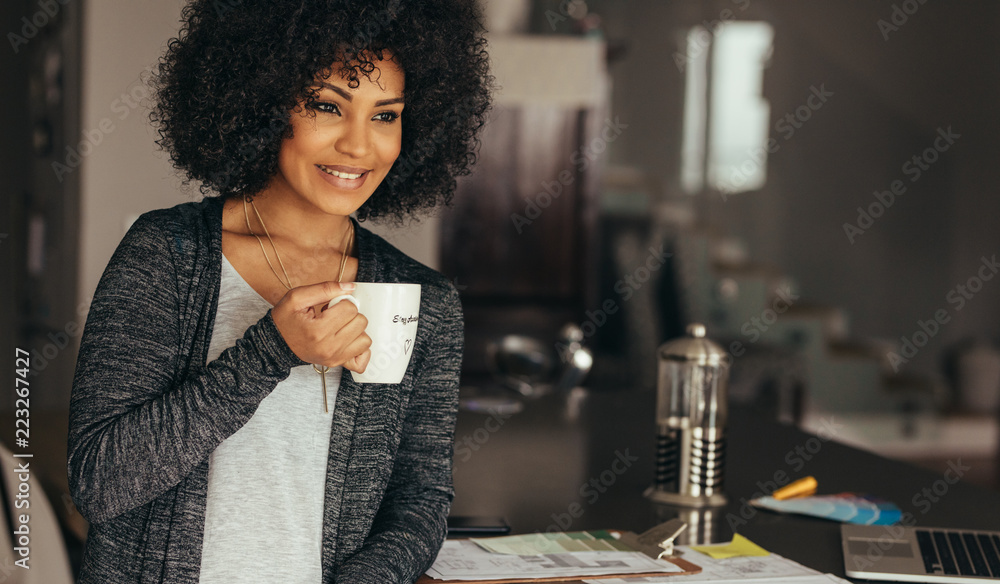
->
[[751, 493, 902, 525]]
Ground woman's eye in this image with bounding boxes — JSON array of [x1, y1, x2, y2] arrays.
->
[[374, 111, 400, 123], [310, 101, 340, 115]]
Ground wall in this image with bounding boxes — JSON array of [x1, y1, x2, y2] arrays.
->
[[78, 0, 188, 303], [1, 0, 34, 410], [604, 0, 1000, 385]]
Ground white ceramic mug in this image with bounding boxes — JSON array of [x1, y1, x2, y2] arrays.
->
[[328, 283, 421, 384]]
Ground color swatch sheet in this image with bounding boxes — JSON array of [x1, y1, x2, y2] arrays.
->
[[471, 530, 636, 555], [751, 493, 902, 525]]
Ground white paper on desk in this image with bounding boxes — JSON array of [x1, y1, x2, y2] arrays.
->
[[584, 577, 850, 584], [580, 545, 850, 584], [427, 539, 684, 581]]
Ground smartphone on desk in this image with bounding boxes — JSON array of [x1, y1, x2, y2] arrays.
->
[[446, 516, 511, 538]]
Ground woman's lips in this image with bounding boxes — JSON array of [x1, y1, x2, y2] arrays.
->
[[316, 164, 370, 189]]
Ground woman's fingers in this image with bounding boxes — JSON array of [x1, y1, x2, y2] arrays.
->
[[279, 281, 356, 313], [342, 348, 372, 374], [311, 315, 371, 367], [332, 310, 368, 338], [271, 281, 371, 367]]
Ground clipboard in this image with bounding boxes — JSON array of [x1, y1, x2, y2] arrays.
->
[[417, 520, 702, 583]]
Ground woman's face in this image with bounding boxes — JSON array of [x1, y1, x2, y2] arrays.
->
[[271, 55, 405, 216]]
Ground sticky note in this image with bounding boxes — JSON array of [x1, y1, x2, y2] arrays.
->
[[689, 534, 771, 559]]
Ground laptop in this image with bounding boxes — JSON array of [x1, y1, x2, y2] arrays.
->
[[842, 524, 1000, 582]]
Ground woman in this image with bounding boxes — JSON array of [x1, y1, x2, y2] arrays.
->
[[66, 0, 491, 582]]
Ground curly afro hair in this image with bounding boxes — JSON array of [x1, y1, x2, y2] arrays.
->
[[150, 0, 493, 222]]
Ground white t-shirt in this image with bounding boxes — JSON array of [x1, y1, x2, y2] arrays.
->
[[198, 255, 339, 583]]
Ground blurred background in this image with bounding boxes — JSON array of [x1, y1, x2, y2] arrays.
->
[[1, 0, 999, 577]]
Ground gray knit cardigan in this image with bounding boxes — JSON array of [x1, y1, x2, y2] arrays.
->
[[67, 196, 463, 583]]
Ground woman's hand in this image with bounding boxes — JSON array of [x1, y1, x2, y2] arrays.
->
[[271, 281, 372, 373]]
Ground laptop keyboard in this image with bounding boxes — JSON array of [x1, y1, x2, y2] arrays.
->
[[916, 529, 1000, 578]]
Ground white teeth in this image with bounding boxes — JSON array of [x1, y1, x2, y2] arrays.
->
[[319, 165, 363, 180]]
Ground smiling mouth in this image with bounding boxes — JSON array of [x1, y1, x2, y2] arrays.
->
[[318, 164, 367, 180]]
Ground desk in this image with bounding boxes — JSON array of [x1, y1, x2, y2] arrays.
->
[[449, 387, 1000, 580]]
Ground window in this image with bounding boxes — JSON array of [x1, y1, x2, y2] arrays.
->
[[681, 21, 774, 196]]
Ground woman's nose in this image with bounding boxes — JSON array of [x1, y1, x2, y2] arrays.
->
[[335, 119, 371, 158]]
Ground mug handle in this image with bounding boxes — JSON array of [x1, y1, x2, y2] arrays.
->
[[326, 294, 361, 311]]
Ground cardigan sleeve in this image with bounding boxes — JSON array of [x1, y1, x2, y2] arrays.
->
[[67, 213, 306, 525], [333, 283, 463, 584]]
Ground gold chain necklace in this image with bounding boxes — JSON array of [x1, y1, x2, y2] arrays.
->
[[243, 195, 355, 412]]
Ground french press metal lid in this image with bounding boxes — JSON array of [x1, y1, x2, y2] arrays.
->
[[658, 323, 729, 366]]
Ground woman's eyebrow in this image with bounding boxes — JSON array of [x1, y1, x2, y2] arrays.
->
[[320, 82, 404, 107]]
